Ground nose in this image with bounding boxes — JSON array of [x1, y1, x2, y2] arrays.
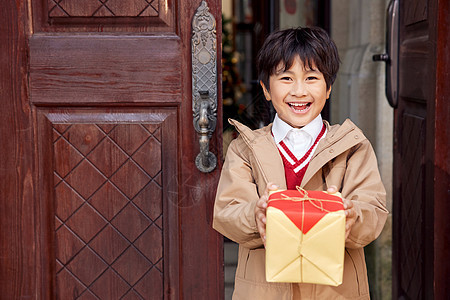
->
[[290, 80, 307, 97]]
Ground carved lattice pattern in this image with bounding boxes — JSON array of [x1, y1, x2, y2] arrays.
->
[[399, 114, 425, 299], [53, 122, 164, 299], [48, 0, 159, 17]]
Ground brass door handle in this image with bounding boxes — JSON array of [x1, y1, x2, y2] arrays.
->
[[195, 91, 217, 173], [192, 1, 217, 173]]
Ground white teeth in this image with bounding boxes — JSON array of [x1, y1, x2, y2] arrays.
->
[[289, 102, 310, 112]]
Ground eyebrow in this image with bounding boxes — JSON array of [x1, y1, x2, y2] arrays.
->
[[305, 67, 319, 72], [274, 67, 320, 76], [274, 68, 292, 75]]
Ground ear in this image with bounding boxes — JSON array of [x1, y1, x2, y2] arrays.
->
[[260, 81, 271, 101], [326, 86, 332, 99]]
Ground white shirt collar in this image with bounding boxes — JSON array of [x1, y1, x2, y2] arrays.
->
[[272, 113, 324, 144]]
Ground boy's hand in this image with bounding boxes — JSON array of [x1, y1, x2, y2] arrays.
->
[[255, 183, 279, 247], [327, 185, 357, 241]]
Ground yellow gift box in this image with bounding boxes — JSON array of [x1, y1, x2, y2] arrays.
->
[[265, 189, 345, 286]]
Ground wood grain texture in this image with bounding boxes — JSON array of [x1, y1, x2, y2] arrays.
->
[[30, 35, 181, 105], [32, 0, 174, 33], [433, 0, 450, 298], [177, 1, 224, 299], [36, 108, 179, 299], [3, 0, 223, 298], [398, 35, 429, 101], [393, 0, 448, 298], [48, 0, 159, 17], [403, 0, 428, 26], [398, 114, 425, 300], [0, 1, 35, 299]]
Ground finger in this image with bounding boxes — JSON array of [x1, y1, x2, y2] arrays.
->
[[349, 207, 356, 218], [327, 185, 338, 194], [345, 220, 355, 234], [257, 213, 266, 224], [257, 223, 266, 235], [268, 183, 279, 191], [345, 208, 356, 218], [256, 198, 268, 209], [259, 224, 266, 235], [257, 220, 266, 239], [255, 207, 265, 220], [343, 199, 353, 210], [265, 182, 279, 198]]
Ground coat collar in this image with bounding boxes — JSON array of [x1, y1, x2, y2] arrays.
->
[[228, 118, 366, 189]]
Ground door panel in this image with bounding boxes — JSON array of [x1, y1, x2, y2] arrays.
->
[[30, 36, 181, 104], [33, 0, 174, 32], [37, 109, 178, 299], [394, 0, 432, 297], [0, 2, 35, 298], [396, 113, 426, 299], [0, 0, 223, 298], [393, 0, 447, 298]]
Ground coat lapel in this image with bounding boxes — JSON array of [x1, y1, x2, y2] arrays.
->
[[251, 133, 287, 189], [229, 119, 287, 190], [302, 119, 364, 186]]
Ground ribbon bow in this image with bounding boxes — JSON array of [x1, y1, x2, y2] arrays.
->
[[268, 186, 343, 213]]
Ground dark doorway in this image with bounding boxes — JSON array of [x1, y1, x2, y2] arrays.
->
[[222, 0, 331, 133]]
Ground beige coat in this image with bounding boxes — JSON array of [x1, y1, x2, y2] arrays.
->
[[213, 119, 388, 299]]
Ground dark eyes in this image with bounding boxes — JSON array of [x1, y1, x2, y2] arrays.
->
[[279, 75, 319, 81]]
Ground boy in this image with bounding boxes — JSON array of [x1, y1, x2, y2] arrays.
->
[[213, 27, 388, 299]]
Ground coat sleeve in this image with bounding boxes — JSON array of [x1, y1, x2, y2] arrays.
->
[[212, 137, 264, 249], [341, 139, 389, 249]]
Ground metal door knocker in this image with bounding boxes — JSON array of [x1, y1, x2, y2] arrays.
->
[[192, 1, 217, 173]]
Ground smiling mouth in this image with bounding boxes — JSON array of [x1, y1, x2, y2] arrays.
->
[[288, 102, 311, 112]]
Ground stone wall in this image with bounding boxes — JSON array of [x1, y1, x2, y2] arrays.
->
[[330, 0, 393, 299]]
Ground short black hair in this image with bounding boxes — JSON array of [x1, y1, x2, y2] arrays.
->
[[257, 27, 340, 91]]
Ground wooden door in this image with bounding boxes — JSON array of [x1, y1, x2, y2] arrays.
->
[[0, 0, 223, 299], [393, 0, 449, 299]]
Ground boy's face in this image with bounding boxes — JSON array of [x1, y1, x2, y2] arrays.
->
[[261, 56, 331, 128]]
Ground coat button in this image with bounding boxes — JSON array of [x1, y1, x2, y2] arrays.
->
[[354, 135, 359, 139], [329, 149, 334, 153]]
